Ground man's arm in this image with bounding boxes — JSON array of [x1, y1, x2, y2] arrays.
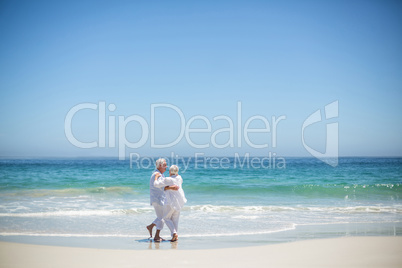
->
[[153, 173, 179, 190], [165, 185, 179, 191]]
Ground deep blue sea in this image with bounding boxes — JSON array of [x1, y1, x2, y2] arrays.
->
[[0, 157, 401, 249]]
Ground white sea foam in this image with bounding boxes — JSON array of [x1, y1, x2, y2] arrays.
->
[[186, 205, 402, 214], [0, 186, 136, 197], [0, 207, 153, 217], [294, 220, 402, 226], [0, 225, 297, 238], [0, 232, 138, 238], [232, 215, 260, 220], [1, 205, 400, 218]]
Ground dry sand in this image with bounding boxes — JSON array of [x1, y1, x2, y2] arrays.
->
[[1, 236, 401, 268]]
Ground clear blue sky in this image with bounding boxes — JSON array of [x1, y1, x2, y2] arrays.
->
[[0, 0, 401, 158]]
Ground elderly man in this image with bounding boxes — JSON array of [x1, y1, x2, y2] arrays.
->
[[146, 158, 179, 242]]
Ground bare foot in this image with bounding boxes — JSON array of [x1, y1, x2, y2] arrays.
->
[[154, 236, 166, 242], [171, 233, 178, 242], [146, 224, 154, 237]]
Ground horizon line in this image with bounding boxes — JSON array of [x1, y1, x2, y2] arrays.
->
[[0, 155, 401, 159]]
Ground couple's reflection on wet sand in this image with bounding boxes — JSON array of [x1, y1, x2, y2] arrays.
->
[[147, 240, 178, 250], [137, 238, 178, 249]]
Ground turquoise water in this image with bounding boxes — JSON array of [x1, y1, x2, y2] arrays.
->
[[0, 157, 401, 249]]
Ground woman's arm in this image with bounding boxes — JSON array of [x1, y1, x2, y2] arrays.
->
[[165, 185, 179, 191], [153, 173, 179, 190]]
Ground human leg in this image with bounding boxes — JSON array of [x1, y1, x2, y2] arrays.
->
[[151, 203, 164, 242], [146, 223, 155, 237], [170, 210, 180, 242], [172, 210, 180, 234], [163, 205, 176, 237]]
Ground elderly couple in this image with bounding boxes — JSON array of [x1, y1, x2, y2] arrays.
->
[[146, 158, 187, 242]]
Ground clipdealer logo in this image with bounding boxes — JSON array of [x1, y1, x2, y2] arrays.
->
[[302, 101, 339, 167], [64, 102, 286, 159], [64, 101, 339, 167]]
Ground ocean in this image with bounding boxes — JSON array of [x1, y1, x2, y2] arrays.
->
[[0, 157, 401, 249]]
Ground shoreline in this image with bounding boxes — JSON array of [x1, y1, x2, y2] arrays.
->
[[1, 236, 401, 267], [1, 221, 400, 250]]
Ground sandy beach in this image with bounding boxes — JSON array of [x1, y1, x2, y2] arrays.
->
[[1, 236, 401, 268]]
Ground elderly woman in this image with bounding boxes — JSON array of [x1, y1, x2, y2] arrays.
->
[[154, 165, 187, 242]]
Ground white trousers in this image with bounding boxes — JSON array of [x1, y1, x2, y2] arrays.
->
[[152, 202, 164, 230], [163, 205, 180, 236]]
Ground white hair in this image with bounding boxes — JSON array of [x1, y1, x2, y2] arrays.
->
[[155, 158, 166, 168], [169, 165, 179, 175]]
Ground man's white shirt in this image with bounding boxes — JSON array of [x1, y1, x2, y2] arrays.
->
[[149, 170, 166, 206]]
